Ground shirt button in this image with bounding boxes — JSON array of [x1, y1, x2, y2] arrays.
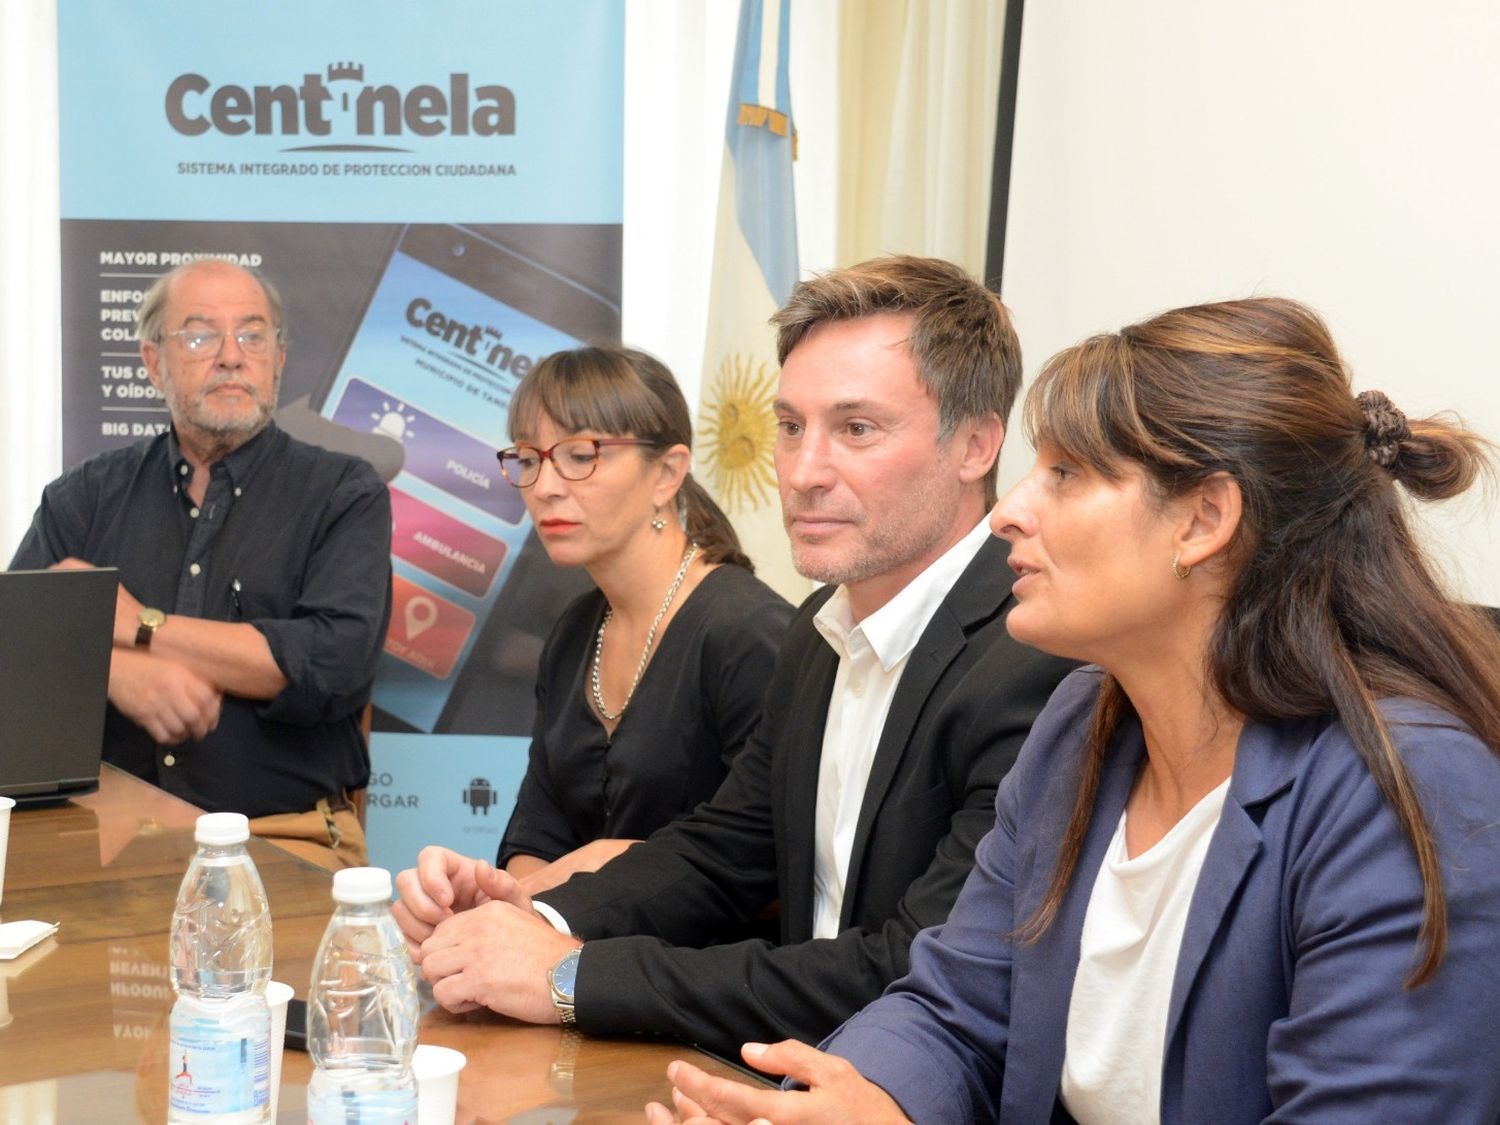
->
[[189, 507, 200, 518], [179, 464, 189, 476], [189, 563, 201, 576], [234, 487, 242, 497], [850, 678, 866, 698], [163, 754, 176, 767]]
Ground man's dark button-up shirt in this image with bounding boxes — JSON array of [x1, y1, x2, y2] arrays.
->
[[9, 423, 393, 816]]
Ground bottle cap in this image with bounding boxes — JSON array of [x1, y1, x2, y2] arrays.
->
[[194, 812, 250, 846], [332, 867, 394, 904]]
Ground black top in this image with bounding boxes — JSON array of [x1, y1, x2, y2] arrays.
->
[[9, 424, 393, 817], [498, 563, 792, 866]]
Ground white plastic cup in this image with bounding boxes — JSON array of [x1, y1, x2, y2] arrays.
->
[[413, 1043, 466, 1125], [0, 795, 15, 907], [265, 980, 294, 1121]]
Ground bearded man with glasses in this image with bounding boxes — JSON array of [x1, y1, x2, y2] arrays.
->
[[9, 259, 392, 870]]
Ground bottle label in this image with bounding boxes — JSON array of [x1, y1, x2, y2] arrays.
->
[[307, 1068, 418, 1124], [168, 1004, 270, 1116]]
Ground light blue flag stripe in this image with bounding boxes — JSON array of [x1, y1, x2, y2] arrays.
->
[[737, 0, 765, 107], [773, 1, 792, 116], [725, 0, 798, 306]]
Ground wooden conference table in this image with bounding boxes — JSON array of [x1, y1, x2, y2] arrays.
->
[[0, 765, 764, 1122]]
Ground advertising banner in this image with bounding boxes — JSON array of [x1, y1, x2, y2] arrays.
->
[[57, 0, 623, 871]]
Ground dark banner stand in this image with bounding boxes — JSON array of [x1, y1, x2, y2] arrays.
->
[[984, 0, 1025, 293]]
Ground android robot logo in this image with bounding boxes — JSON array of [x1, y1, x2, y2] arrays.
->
[[461, 777, 499, 815]]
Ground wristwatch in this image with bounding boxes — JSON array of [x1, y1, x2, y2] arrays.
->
[[135, 607, 166, 648], [548, 947, 581, 1026]]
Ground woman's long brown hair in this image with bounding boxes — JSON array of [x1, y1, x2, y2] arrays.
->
[[1015, 298, 1500, 986]]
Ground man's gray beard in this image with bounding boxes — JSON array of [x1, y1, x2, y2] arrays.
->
[[195, 407, 272, 439], [161, 366, 280, 447]]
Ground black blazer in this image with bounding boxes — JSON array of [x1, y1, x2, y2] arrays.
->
[[538, 535, 1076, 1058]]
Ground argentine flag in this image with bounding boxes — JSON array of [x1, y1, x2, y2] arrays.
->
[[697, 0, 810, 603]]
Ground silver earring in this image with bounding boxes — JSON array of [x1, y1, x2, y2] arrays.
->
[[651, 509, 667, 532], [1172, 552, 1192, 580]]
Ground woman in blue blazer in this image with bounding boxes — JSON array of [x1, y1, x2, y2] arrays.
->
[[649, 298, 1500, 1124]]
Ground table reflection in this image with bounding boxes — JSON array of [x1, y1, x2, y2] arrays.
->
[[0, 766, 766, 1122]]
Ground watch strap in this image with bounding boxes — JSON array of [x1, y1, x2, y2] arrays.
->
[[135, 608, 166, 648], [548, 948, 580, 1026]]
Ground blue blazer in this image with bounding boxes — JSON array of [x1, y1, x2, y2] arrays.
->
[[824, 668, 1500, 1123]]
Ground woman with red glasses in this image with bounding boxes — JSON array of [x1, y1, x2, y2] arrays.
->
[[482, 344, 792, 895]]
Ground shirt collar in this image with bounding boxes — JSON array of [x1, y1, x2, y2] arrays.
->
[[165, 422, 280, 493], [813, 517, 994, 672]]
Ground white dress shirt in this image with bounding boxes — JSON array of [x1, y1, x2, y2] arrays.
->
[[808, 518, 992, 940]]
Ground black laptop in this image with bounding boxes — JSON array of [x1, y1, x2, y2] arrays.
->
[[0, 567, 117, 805]]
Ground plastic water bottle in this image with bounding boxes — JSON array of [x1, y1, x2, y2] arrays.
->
[[168, 812, 273, 1123], [306, 867, 420, 1123]]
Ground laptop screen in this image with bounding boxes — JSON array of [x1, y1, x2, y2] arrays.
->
[[0, 567, 117, 803]]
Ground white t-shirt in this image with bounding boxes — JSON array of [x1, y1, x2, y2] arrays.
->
[[1060, 777, 1231, 1125]]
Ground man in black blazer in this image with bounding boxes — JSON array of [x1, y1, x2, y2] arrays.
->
[[394, 256, 1075, 1059]]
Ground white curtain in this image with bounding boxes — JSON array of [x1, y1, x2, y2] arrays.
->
[[0, 1, 62, 556], [837, 0, 1006, 277]]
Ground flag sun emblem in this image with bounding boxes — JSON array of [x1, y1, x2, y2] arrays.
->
[[700, 352, 779, 513]]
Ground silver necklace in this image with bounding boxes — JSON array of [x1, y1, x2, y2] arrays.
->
[[591, 541, 699, 723]]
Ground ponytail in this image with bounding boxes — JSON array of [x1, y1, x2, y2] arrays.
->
[[679, 474, 754, 571]]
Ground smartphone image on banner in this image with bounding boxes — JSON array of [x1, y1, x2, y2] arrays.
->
[[317, 224, 619, 732]]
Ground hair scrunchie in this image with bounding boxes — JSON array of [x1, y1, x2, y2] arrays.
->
[[1355, 389, 1410, 474]]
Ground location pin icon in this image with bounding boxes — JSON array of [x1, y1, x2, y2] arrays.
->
[[404, 595, 438, 640]]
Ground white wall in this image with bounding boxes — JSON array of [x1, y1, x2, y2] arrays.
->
[[0, 2, 63, 559], [1002, 0, 1500, 603]]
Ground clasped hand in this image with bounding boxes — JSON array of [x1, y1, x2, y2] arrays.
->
[[393, 845, 578, 1024]]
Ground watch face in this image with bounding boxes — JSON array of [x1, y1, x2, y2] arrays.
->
[[551, 949, 580, 999], [140, 608, 166, 628]]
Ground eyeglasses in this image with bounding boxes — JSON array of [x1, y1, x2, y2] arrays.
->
[[496, 438, 658, 488], [163, 327, 279, 356]]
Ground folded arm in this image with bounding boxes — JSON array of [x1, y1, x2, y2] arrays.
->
[[20, 459, 391, 724], [104, 571, 286, 698], [247, 466, 391, 724]]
